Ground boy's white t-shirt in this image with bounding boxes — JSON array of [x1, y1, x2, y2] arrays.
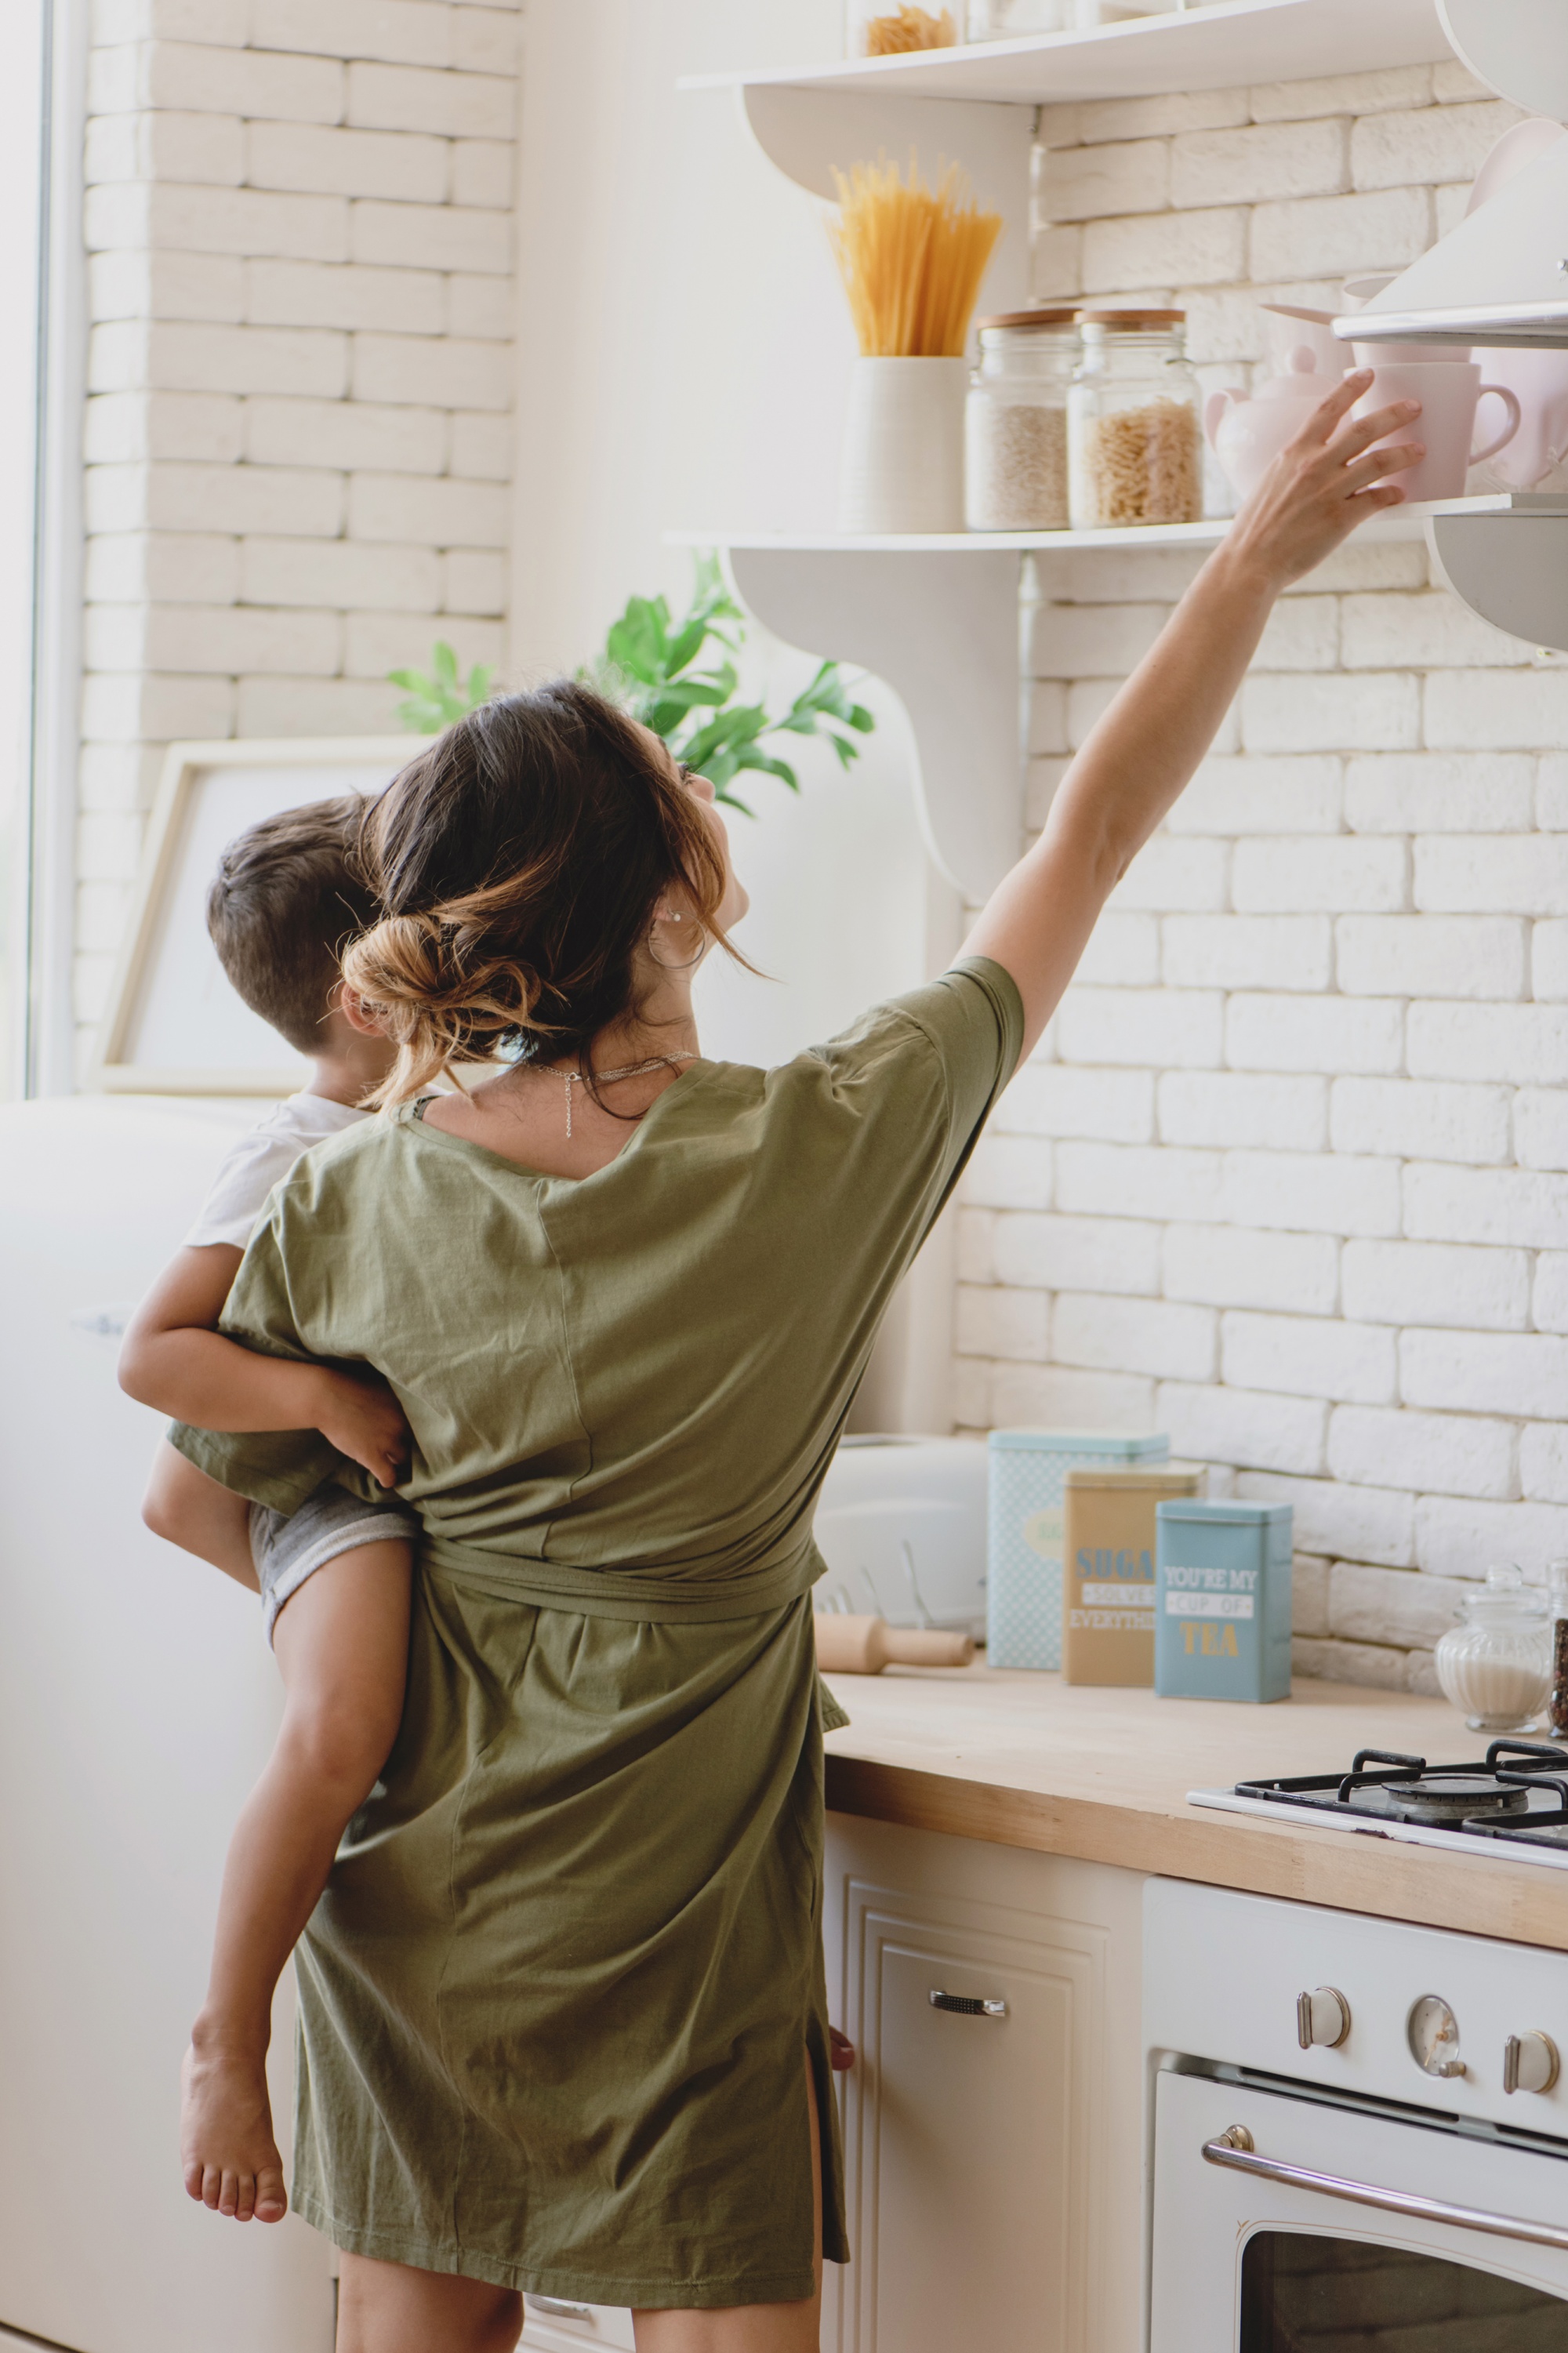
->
[[184, 1092, 370, 1251]]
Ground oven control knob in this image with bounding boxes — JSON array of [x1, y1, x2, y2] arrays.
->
[[1296, 1986, 1351, 2050], [1503, 2031, 1559, 2096]]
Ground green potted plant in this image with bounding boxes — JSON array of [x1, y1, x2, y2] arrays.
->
[[390, 558, 874, 815]]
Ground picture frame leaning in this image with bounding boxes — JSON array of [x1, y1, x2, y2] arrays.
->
[[89, 737, 415, 1096]]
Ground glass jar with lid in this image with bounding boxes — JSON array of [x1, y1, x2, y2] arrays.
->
[[965, 309, 1079, 531], [1434, 1565, 1552, 1734], [966, 0, 1067, 35], [845, 0, 960, 56], [1067, 308, 1203, 529]]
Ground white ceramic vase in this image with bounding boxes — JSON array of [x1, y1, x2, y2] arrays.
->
[[838, 356, 967, 535]]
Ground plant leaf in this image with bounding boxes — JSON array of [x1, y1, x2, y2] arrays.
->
[[732, 747, 800, 791]]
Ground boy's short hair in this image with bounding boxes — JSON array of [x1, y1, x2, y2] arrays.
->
[[207, 795, 379, 1056]]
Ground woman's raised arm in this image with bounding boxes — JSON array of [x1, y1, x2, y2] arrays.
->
[[964, 369, 1425, 1062]]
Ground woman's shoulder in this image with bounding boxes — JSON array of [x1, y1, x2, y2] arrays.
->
[[801, 957, 1023, 1090], [679, 960, 1022, 1145], [267, 1104, 419, 1212]]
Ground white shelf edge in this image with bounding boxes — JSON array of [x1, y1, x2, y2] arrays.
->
[[668, 496, 1568, 557], [1334, 303, 1568, 351], [677, 0, 1449, 108]]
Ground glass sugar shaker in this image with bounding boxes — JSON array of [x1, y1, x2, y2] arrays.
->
[[965, 309, 1079, 531], [1068, 309, 1203, 529], [1434, 1565, 1552, 1735], [1548, 1559, 1568, 1739]]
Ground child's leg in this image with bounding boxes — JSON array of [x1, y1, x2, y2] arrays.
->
[[143, 1439, 260, 1589], [182, 1537, 412, 2223]]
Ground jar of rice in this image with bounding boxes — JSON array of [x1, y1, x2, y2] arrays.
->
[[965, 309, 1079, 531], [1068, 310, 1203, 529]]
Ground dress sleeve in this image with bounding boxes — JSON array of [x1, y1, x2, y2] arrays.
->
[[813, 954, 1024, 1224], [166, 1189, 356, 1515]]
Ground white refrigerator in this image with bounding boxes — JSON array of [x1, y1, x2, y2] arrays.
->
[[0, 1095, 336, 2353]]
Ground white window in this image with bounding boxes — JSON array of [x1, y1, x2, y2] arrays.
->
[[0, 0, 48, 1098]]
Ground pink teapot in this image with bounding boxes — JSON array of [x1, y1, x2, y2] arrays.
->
[[1205, 350, 1330, 504]]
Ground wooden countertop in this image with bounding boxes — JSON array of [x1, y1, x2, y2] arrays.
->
[[822, 1668, 1568, 1952]]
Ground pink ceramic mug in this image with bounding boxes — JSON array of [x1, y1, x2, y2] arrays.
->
[[1354, 361, 1522, 501]]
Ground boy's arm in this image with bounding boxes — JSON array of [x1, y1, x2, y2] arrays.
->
[[118, 1244, 409, 1489], [143, 1440, 260, 1589]]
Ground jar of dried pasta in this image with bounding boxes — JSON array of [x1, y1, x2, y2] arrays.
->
[[845, 0, 959, 54], [965, 309, 1078, 530], [1068, 310, 1203, 528]]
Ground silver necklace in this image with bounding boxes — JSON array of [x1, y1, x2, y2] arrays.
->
[[554, 1052, 695, 1138]]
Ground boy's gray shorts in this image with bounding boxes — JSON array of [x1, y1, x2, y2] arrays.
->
[[249, 1485, 418, 1643]]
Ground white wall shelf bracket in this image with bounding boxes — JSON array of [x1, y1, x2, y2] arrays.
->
[[726, 545, 1024, 906], [1426, 503, 1568, 657], [738, 84, 1033, 314]]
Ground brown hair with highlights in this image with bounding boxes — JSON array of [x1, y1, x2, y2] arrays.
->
[[206, 794, 379, 1058], [343, 680, 734, 1109]]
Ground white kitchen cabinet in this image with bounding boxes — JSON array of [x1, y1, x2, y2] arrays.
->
[[822, 1815, 1145, 2353], [517, 1817, 1142, 2353]]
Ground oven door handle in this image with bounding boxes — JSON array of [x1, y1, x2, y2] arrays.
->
[[1203, 2126, 1568, 2253]]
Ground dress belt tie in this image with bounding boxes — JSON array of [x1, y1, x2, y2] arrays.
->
[[420, 1531, 825, 1624]]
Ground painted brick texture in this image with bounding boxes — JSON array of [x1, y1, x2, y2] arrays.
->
[[960, 64, 1568, 1691], [76, 0, 517, 1055]]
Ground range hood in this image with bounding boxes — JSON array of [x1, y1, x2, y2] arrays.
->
[[1335, 0, 1568, 351]]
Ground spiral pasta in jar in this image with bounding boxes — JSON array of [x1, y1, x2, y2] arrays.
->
[[1068, 310, 1203, 529]]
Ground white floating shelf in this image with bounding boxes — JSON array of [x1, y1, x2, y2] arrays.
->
[[680, 0, 1450, 110], [673, 496, 1568, 904], [671, 521, 1232, 554], [670, 496, 1565, 559], [1339, 303, 1568, 352]]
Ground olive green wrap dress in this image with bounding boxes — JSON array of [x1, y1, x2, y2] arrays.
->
[[172, 956, 1023, 2308]]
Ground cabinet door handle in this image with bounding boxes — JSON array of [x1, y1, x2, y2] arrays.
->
[[929, 1988, 1007, 2018], [1203, 2126, 1568, 2253], [525, 2294, 593, 2319]]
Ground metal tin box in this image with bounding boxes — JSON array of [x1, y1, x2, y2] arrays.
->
[[1063, 1465, 1203, 1686], [987, 1429, 1169, 1669], [1154, 1499, 1293, 1703]]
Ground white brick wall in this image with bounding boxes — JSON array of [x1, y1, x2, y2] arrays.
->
[[960, 64, 1568, 1690], [76, 0, 517, 1059]]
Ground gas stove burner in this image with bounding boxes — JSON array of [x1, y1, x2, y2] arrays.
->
[[1382, 1774, 1532, 1823], [1205, 1740, 1568, 1868]]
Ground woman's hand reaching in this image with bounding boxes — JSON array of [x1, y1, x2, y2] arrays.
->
[[1224, 368, 1424, 594], [311, 1369, 411, 1490], [962, 369, 1425, 1065]]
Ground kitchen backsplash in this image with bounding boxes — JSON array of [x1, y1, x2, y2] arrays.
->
[[956, 60, 1568, 1694]]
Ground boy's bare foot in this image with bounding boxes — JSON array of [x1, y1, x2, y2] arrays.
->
[[180, 2024, 288, 2223]]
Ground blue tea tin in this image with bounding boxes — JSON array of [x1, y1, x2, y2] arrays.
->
[[1154, 1500, 1293, 1702], [987, 1429, 1170, 1669]]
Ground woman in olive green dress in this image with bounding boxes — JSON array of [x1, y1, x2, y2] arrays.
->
[[164, 375, 1417, 2351]]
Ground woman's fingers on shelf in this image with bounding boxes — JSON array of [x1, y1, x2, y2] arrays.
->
[[1323, 397, 1423, 467], [1304, 368, 1372, 439], [1341, 439, 1425, 493]]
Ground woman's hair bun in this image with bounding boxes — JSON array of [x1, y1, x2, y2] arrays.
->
[[343, 678, 732, 1109]]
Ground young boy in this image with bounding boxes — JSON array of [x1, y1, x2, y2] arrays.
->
[[119, 797, 419, 2231]]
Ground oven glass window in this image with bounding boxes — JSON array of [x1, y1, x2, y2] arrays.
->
[[1241, 2231, 1568, 2349]]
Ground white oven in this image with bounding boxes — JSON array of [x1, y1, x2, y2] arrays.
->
[[1145, 1880, 1568, 2351]]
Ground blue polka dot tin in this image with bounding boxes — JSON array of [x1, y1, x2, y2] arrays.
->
[[986, 1429, 1170, 1670]]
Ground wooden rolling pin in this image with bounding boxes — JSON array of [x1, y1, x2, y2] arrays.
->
[[814, 1612, 974, 1674]]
